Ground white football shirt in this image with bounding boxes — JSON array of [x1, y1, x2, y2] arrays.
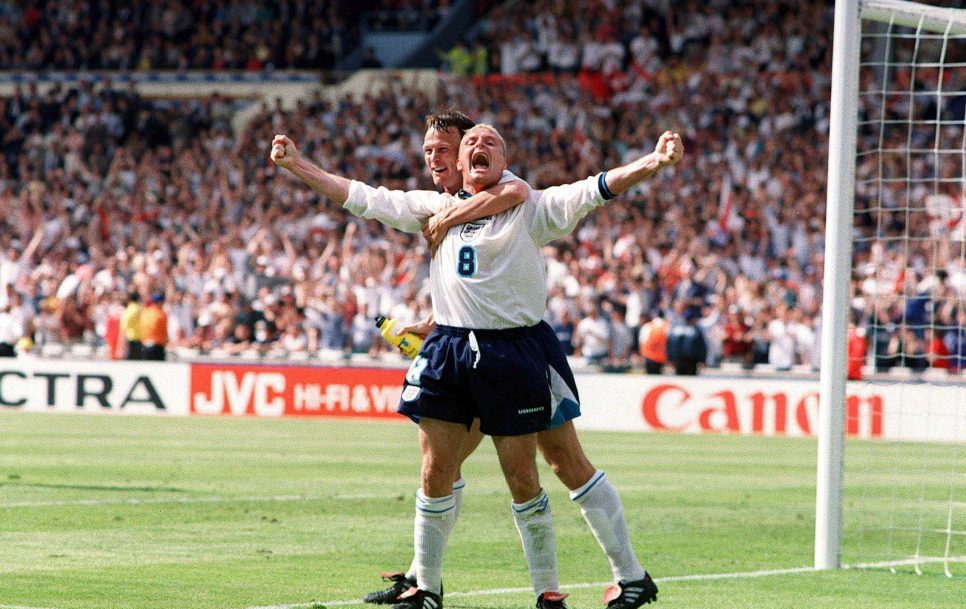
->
[[343, 172, 607, 329]]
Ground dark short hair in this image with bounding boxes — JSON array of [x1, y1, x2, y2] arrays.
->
[[425, 109, 475, 136]]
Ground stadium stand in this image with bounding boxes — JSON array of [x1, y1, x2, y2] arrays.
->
[[0, 0, 963, 377], [0, 1, 452, 71]]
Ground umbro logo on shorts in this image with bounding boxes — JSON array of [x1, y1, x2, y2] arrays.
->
[[517, 406, 543, 415]]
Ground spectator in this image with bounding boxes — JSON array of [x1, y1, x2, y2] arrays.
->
[[720, 308, 750, 363], [767, 304, 797, 371], [139, 292, 168, 361], [638, 310, 668, 375], [317, 294, 348, 355], [549, 308, 576, 356], [349, 302, 379, 356], [574, 301, 610, 366], [439, 42, 474, 76], [887, 326, 928, 372], [225, 322, 255, 355], [665, 308, 707, 376], [58, 294, 92, 345], [102, 291, 125, 360], [926, 327, 951, 372], [604, 302, 633, 372], [279, 322, 310, 354], [0, 303, 23, 357], [846, 320, 868, 380], [34, 298, 64, 348], [945, 309, 966, 373], [120, 291, 142, 360], [867, 306, 897, 373]]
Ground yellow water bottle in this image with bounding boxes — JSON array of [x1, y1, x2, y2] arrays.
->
[[374, 316, 424, 358]]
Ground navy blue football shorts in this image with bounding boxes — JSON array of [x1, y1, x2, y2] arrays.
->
[[398, 320, 581, 436]]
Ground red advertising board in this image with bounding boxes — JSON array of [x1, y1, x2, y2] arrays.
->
[[189, 363, 407, 418], [638, 382, 883, 437], [574, 374, 908, 439]]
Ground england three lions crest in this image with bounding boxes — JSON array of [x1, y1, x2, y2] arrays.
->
[[459, 221, 487, 241]]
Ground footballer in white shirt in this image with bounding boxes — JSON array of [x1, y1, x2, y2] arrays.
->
[[270, 121, 681, 609]]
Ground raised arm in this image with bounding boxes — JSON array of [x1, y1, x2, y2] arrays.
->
[[422, 179, 529, 254], [603, 130, 683, 196], [271, 133, 444, 233], [270, 134, 351, 204], [530, 130, 684, 245]]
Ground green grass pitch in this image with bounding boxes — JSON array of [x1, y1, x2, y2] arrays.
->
[[0, 411, 962, 609]]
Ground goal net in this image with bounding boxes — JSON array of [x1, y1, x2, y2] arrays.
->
[[819, 0, 966, 576]]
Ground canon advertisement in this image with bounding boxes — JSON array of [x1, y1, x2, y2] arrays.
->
[[1, 359, 963, 443], [575, 375, 965, 443]]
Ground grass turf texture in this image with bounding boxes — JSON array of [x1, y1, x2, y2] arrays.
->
[[0, 412, 962, 609]]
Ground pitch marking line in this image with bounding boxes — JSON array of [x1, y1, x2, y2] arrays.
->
[[0, 493, 385, 509], [0, 490, 515, 509], [0, 604, 58, 609]]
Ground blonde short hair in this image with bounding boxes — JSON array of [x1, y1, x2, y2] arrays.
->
[[462, 123, 507, 156]]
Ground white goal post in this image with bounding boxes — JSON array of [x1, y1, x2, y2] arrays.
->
[[818, 0, 966, 571]]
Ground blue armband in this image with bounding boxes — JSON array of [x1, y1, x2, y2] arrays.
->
[[598, 172, 617, 200]]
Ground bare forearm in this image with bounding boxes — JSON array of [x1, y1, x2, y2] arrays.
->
[[285, 156, 351, 204], [435, 181, 527, 231], [603, 152, 666, 196]]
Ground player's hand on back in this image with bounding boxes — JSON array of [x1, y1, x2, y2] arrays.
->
[[422, 199, 460, 256], [270, 134, 300, 169], [422, 213, 448, 256]]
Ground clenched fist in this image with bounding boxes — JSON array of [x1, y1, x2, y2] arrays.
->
[[270, 134, 300, 170], [654, 131, 683, 168]]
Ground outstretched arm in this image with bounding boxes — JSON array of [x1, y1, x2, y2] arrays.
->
[[270, 134, 351, 204], [603, 130, 683, 196], [529, 130, 684, 246], [271, 134, 443, 233], [422, 180, 529, 254]]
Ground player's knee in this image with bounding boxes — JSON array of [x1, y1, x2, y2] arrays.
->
[[421, 458, 457, 497], [542, 446, 595, 491], [541, 444, 568, 475], [502, 462, 540, 499]]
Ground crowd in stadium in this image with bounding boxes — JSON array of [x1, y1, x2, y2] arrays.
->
[[0, 1, 418, 71], [0, 0, 964, 375]]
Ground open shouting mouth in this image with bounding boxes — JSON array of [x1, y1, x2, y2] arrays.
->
[[471, 151, 490, 170]]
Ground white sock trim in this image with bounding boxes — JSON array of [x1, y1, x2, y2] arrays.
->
[[569, 469, 606, 502], [416, 491, 456, 514], [512, 489, 550, 514]]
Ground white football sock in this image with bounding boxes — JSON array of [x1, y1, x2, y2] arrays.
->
[[570, 470, 646, 583], [413, 490, 456, 594], [407, 478, 464, 581], [512, 489, 559, 596]]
